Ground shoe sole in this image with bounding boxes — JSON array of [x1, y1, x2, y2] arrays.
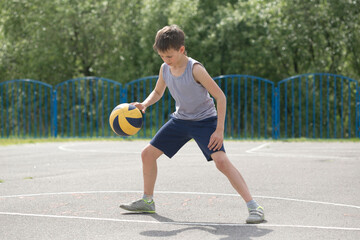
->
[[119, 206, 155, 213], [246, 218, 265, 224]]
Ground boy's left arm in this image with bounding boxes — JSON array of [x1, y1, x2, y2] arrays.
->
[[193, 64, 226, 151]]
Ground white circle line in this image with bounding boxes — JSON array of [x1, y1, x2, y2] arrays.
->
[[58, 143, 354, 160], [0, 211, 359, 231], [58, 144, 140, 154], [58, 144, 250, 156], [245, 143, 271, 153], [1, 190, 359, 209]]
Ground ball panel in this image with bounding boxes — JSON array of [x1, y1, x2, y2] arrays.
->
[[109, 108, 124, 133], [113, 103, 129, 111], [112, 116, 129, 136], [118, 113, 141, 135], [123, 108, 142, 118], [126, 117, 143, 128], [128, 104, 137, 110]]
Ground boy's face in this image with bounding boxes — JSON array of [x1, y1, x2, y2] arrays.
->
[[157, 46, 185, 66]]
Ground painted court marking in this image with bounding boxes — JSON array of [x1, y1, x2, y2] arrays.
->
[[244, 142, 354, 160], [245, 143, 271, 153], [1, 190, 359, 209], [58, 142, 354, 160], [57, 143, 250, 157], [0, 190, 359, 232], [0, 211, 359, 231], [58, 143, 140, 154]]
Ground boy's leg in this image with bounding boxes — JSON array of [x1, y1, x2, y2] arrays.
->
[[141, 144, 163, 196], [211, 151, 252, 202], [119, 144, 162, 213], [211, 151, 264, 223], [140, 118, 189, 197]]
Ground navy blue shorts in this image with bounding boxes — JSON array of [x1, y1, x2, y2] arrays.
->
[[150, 116, 225, 161]]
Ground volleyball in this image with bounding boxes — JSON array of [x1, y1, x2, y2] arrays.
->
[[109, 103, 143, 136]]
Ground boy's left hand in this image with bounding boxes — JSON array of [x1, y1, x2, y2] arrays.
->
[[208, 129, 224, 151]]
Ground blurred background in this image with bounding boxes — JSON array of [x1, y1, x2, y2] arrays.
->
[[0, 0, 359, 140], [0, 0, 359, 84]]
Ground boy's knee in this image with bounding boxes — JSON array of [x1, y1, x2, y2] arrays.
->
[[214, 159, 227, 172], [141, 144, 162, 162], [212, 151, 229, 171], [141, 146, 152, 161]]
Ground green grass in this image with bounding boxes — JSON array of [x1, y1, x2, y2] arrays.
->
[[0, 137, 358, 146], [0, 179, 4, 183], [23, 177, 33, 180], [0, 137, 147, 146], [275, 137, 360, 142], [222, 137, 360, 143]]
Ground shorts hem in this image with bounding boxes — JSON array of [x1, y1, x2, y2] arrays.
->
[[149, 142, 174, 159], [207, 150, 226, 161]]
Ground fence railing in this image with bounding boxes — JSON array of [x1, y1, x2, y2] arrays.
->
[[213, 75, 275, 139], [0, 79, 53, 138], [0, 74, 359, 139], [53, 77, 123, 138], [275, 73, 359, 139]]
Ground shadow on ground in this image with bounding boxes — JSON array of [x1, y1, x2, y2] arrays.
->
[[123, 213, 273, 240]]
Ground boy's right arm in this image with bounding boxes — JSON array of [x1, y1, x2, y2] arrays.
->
[[132, 65, 166, 113]]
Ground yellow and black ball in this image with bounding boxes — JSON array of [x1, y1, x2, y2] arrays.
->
[[109, 103, 143, 136]]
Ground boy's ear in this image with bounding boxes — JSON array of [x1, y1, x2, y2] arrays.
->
[[179, 46, 185, 54]]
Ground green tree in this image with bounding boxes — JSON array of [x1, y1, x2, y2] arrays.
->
[[0, 0, 359, 83]]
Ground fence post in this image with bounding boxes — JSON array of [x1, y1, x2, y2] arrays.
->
[[274, 86, 280, 139], [121, 86, 127, 103], [51, 89, 58, 138], [358, 86, 360, 138]]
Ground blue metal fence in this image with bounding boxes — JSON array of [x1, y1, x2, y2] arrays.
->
[[213, 75, 275, 139], [0, 74, 359, 139], [0, 79, 53, 138], [53, 77, 123, 138], [274, 73, 359, 139]]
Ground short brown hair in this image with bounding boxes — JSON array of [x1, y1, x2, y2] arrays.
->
[[153, 25, 185, 52]]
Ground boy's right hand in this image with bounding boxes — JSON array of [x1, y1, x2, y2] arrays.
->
[[130, 102, 147, 113]]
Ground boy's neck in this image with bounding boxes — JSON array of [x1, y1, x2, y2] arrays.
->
[[171, 54, 188, 69]]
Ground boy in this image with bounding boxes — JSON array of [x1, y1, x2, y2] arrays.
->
[[120, 25, 264, 224]]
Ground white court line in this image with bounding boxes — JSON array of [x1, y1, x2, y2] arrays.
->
[[242, 152, 354, 160], [58, 144, 140, 154], [1, 190, 359, 209], [245, 143, 271, 153], [244, 142, 353, 160], [58, 144, 251, 156], [59, 142, 354, 160], [0, 211, 359, 231]]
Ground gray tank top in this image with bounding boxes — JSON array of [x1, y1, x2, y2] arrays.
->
[[162, 57, 217, 121]]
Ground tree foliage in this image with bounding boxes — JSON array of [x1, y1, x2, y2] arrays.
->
[[0, 0, 359, 84]]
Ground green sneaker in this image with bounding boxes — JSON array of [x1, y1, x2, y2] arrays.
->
[[119, 199, 155, 213], [246, 206, 264, 224]]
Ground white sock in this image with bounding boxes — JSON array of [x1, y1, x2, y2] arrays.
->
[[246, 199, 259, 210], [142, 194, 153, 202]]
